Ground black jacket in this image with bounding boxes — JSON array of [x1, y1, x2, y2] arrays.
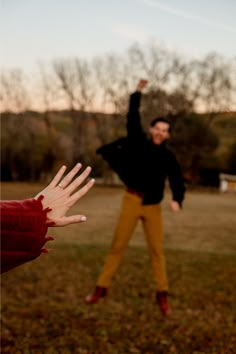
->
[[97, 91, 185, 205]]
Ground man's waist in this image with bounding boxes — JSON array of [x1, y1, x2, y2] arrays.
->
[[126, 188, 144, 198]]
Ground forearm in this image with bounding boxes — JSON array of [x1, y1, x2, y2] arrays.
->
[[127, 91, 143, 138], [167, 155, 185, 207], [0, 197, 52, 273], [170, 178, 185, 207]]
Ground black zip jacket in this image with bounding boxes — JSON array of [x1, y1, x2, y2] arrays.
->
[[97, 91, 185, 205]]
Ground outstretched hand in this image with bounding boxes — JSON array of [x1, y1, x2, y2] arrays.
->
[[35, 163, 95, 226]]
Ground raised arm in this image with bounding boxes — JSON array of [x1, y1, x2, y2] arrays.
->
[[126, 79, 148, 139]]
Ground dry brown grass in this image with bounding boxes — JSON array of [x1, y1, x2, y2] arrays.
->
[[1, 183, 236, 254], [1, 183, 236, 353]]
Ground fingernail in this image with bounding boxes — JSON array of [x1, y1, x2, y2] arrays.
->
[[81, 216, 87, 221]]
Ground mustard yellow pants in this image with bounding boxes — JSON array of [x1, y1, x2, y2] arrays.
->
[[97, 191, 168, 291]]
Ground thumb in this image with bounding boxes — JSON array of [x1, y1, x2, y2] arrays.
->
[[55, 215, 87, 226]]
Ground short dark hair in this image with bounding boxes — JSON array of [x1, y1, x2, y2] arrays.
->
[[150, 117, 172, 133]]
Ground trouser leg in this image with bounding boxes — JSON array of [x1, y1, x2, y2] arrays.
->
[[97, 192, 140, 287], [142, 204, 168, 291]]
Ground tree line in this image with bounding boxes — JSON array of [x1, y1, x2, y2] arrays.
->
[[1, 43, 236, 185]]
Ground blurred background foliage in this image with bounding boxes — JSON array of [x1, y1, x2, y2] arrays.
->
[[1, 44, 236, 185]]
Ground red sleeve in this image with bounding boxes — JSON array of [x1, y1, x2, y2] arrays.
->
[[0, 196, 54, 273]]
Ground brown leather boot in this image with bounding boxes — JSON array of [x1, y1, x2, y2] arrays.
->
[[85, 286, 107, 304], [156, 291, 171, 316]]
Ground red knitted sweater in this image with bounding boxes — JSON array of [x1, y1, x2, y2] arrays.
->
[[0, 196, 54, 273]]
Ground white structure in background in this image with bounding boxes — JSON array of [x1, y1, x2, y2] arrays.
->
[[219, 173, 236, 192]]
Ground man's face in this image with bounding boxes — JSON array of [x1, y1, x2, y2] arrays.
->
[[149, 121, 170, 145]]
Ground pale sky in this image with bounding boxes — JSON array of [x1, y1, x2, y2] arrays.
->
[[0, 0, 236, 73]]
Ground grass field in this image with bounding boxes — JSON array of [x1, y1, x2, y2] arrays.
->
[[1, 183, 236, 353]]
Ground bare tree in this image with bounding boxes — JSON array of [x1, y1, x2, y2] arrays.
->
[[52, 58, 95, 164], [36, 63, 64, 178], [0, 69, 31, 112], [93, 54, 131, 116], [199, 53, 234, 124], [0, 69, 33, 180], [173, 53, 235, 123]]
